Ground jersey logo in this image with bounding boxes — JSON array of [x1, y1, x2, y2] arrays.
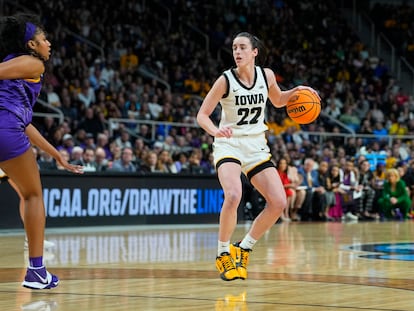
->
[[235, 94, 265, 106]]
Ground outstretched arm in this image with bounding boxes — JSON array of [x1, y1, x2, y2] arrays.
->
[[25, 124, 84, 174], [0, 55, 44, 79]]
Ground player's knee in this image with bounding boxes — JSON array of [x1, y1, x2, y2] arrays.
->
[[224, 189, 242, 206]]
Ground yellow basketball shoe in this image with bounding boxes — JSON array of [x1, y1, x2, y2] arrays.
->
[[230, 242, 251, 280], [216, 252, 240, 281]]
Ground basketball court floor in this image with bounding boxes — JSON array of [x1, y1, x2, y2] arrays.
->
[[0, 220, 413, 311]]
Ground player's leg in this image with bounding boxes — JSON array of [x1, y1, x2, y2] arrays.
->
[[215, 161, 243, 281], [232, 166, 286, 279], [8, 178, 55, 250], [1, 149, 58, 289]]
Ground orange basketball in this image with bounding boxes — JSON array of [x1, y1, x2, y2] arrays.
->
[[286, 89, 321, 124]]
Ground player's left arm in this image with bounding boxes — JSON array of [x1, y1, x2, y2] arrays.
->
[[25, 124, 84, 174], [264, 68, 320, 108]]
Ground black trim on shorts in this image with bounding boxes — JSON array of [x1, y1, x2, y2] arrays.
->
[[216, 158, 241, 170], [247, 160, 275, 181]]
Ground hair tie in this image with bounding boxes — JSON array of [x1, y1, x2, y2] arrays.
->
[[24, 22, 36, 44]]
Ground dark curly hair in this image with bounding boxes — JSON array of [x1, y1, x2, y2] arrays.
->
[[0, 13, 44, 61]]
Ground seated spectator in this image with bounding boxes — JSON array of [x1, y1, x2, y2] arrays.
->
[[372, 162, 387, 209], [71, 146, 97, 172], [70, 146, 84, 164], [45, 83, 61, 108], [139, 151, 160, 174], [327, 164, 347, 221], [57, 133, 75, 155], [355, 160, 377, 219], [276, 157, 297, 222], [95, 147, 109, 172], [339, 160, 359, 221], [180, 150, 205, 174], [318, 160, 335, 221], [297, 158, 326, 221], [378, 168, 412, 220], [174, 152, 189, 173], [96, 132, 111, 159], [114, 129, 133, 149], [157, 150, 178, 173], [37, 149, 57, 171], [55, 149, 70, 171], [109, 147, 137, 172], [286, 155, 303, 221]]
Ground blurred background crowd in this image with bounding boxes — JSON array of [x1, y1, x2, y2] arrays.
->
[[4, 0, 414, 221]]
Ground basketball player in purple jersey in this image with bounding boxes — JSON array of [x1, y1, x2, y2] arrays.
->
[[0, 14, 83, 289]]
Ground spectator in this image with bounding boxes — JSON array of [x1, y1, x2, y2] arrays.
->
[[327, 164, 346, 221], [276, 157, 296, 222], [114, 129, 132, 149], [45, 83, 61, 108], [37, 149, 57, 171], [157, 150, 178, 173], [340, 160, 359, 221], [70, 146, 84, 164], [139, 151, 160, 174], [297, 158, 326, 221], [109, 147, 136, 172], [71, 147, 97, 172], [378, 168, 412, 220], [355, 160, 377, 219], [94, 147, 109, 172], [57, 133, 75, 155]]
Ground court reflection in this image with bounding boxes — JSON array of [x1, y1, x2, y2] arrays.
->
[[44, 230, 217, 265]]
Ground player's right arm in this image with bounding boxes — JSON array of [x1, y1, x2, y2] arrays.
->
[[197, 75, 233, 138], [0, 55, 44, 80]]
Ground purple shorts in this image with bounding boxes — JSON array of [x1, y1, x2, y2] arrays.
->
[[0, 110, 30, 162]]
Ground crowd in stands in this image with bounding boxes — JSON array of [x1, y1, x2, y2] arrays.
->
[[5, 0, 414, 221]]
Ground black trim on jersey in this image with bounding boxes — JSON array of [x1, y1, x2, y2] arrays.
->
[[259, 67, 269, 90], [216, 158, 241, 169], [247, 160, 275, 181], [230, 67, 257, 91], [222, 72, 230, 98]]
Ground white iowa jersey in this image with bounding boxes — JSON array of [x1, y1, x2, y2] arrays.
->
[[220, 66, 269, 136]]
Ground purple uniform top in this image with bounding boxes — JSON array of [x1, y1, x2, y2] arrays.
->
[[0, 54, 43, 161]]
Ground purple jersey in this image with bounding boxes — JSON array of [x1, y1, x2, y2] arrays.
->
[[0, 54, 43, 161], [0, 54, 42, 126]]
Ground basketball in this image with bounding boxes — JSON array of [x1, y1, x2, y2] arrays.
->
[[286, 89, 321, 124]]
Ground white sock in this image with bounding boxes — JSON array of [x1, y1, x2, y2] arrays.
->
[[240, 234, 257, 250], [218, 240, 230, 256]]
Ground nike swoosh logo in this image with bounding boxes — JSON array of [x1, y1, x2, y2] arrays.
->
[[233, 88, 240, 92], [33, 270, 50, 284]]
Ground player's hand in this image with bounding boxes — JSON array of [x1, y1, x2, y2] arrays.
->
[[56, 158, 84, 174], [297, 86, 321, 100], [215, 127, 233, 138]]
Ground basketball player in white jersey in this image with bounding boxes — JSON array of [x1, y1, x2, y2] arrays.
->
[[197, 32, 319, 281]]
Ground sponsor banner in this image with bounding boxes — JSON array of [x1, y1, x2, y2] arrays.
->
[[0, 173, 228, 228]]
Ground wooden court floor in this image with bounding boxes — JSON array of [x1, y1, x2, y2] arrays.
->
[[0, 220, 414, 311]]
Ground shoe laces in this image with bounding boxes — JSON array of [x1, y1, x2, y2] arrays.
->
[[239, 249, 250, 268], [220, 254, 236, 271]]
